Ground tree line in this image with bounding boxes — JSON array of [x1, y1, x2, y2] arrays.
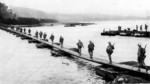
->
[[0, 2, 57, 25]]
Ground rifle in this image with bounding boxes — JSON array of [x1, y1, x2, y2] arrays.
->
[[144, 45, 147, 49], [111, 43, 115, 49], [113, 43, 115, 46]]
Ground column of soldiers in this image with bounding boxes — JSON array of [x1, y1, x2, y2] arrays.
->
[[34, 30, 64, 48], [15, 27, 29, 35], [15, 27, 149, 72], [77, 40, 148, 72]]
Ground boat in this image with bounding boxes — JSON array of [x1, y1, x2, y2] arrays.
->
[[101, 26, 150, 38], [95, 61, 150, 82], [107, 74, 148, 84], [28, 39, 41, 43], [36, 43, 51, 49], [50, 47, 79, 57], [21, 36, 32, 40], [101, 31, 119, 36], [50, 48, 62, 57], [95, 64, 119, 81], [134, 32, 150, 37], [134, 33, 141, 37], [119, 32, 132, 36]]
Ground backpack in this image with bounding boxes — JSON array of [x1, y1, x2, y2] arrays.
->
[[88, 43, 94, 50], [106, 45, 114, 55], [50, 35, 54, 40], [59, 37, 64, 43], [141, 48, 146, 56]]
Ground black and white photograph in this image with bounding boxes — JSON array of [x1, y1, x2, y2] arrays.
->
[[0, 0, 150, 84]]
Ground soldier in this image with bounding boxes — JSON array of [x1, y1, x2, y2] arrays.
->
[[59, 36, 64, 48], [145, 24, 148, 32], [24, 28, 26, 34], [35, 31, 38, 38], [88, 41, 95, 59], [20, 28, 23, 33], [28, 28, 31, 35], [136, 25, 138, 31], [137, 44, 148, 72], [50, 33, 54, 44], [106, 42, 115, 63], [11, 26, 14, 30], [16, 27, 19, 31], [77, 40, 84, 56], [39, 31, 43, 39], [43, 32, 47, 41], [140, 25, 142, 31]]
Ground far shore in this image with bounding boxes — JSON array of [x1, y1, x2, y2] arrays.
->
[[0, 22, 96, 28], [0, 22, 59, 27], [11, 23, 58, 27]]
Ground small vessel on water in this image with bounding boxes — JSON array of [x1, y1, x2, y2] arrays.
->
[[101, 31, 119, 36], [107, 74, 148, 84], [50, 47, 79, 57], [95, 61, 150, 83], [101, 25, 150, 38]]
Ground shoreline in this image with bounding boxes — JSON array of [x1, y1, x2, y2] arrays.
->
[[0, 22, 96, 28], [0, 22, 57, 27]]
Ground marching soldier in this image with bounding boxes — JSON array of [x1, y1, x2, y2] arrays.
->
[[77, 40, 84, 56], [39, 31, 43, 39], [50, 33, 54, 44], [59, 36, 64, 48], [43, 33, 47, 41], [106, 42, 115, 63], [88, 41, 95, 59], [35, 31, 38, 38], [24, 28, 26, 34], [137, 44, 148, 72], [28, 28, 31, 35]]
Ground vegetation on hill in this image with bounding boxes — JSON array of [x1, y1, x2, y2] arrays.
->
[[0, 2, 57, 25]]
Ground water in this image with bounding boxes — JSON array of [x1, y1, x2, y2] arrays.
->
[[0, 20, 150, 84], [0, 28, 104, 84]]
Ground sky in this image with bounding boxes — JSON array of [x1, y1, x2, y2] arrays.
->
[[1, 0, 150, 17]]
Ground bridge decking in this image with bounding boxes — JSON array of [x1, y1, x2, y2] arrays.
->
[[0, 26, 150, 79]]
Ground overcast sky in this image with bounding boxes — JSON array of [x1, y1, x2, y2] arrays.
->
[[1, 0, 150, 17]]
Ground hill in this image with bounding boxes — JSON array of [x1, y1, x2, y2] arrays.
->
[[10, 6, 54, 19], [9, 6, 148, 23]]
